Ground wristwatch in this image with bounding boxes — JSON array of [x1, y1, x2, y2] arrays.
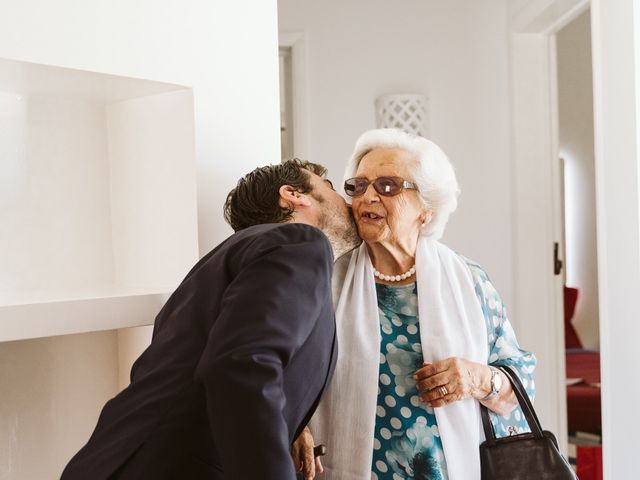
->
[[482, 366, 502, 400]]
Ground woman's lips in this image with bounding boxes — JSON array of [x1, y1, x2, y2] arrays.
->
[[359, 212, 385, 224]]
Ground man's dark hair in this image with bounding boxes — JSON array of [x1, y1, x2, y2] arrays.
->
[[224, 158, 327, 232]]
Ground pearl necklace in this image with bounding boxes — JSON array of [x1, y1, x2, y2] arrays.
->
[[373, 264, 416, 282]]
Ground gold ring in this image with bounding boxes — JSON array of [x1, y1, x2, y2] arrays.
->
[[439, 385, 448, 397]]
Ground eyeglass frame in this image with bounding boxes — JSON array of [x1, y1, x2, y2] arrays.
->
[[343, 176, 420, 197]]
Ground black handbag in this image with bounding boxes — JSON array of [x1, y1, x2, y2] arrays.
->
[[479, 365, 577, 479]]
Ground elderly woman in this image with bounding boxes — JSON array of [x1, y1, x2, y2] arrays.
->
[[298, 129, 536, 480]]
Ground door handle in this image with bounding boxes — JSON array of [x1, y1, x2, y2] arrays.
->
[[554, 242, 563, 276]]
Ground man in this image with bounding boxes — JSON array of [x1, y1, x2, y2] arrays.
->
[[61, 159, 360, 480]]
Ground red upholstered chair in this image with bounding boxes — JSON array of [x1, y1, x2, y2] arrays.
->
[[564, 284, 602, 435], [577, 445, 603, 480], [564, 286, 582, 349]]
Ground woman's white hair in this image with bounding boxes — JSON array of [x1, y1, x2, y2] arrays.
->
[[344, 128, 459, 240]]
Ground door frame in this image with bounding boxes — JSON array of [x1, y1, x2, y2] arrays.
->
[[509, 0, 590, 455], [590, 0, 640, 478], [279, 31, 310, 159], [511, 0, 640, 476]]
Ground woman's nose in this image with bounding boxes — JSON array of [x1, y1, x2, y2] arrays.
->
[[362, 183, 380, 203]]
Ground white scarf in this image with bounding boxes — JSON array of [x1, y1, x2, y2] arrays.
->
[[309, 236, 488, 480]]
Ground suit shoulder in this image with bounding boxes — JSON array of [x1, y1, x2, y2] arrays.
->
[[242, 223, 331, 249], [265, 222, 328, 240], [229, 223, 333, 267]]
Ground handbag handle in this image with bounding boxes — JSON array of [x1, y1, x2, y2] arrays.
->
[[480, 365, 544, 442]]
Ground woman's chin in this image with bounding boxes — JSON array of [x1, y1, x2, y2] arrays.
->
[[356, 225, 385, 244]]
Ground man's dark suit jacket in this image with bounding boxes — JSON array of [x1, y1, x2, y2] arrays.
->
[[61, 223, 337, 480]]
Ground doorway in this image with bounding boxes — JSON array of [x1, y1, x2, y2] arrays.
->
[[556, 9, 603, 477], [511, 0, 640, 477]]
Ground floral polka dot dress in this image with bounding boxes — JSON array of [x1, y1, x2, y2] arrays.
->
[[370, 260, 537, 480]]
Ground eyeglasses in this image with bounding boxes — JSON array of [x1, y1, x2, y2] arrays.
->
[[343, 176, 419, 197]]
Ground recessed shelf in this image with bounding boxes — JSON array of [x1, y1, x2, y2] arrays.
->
[[0, 293, 169, 342], [0, 57, 199, 341]]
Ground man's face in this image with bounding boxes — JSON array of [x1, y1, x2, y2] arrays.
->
[[306, 172, 361, 257]]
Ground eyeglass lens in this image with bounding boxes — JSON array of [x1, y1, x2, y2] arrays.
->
[[344, 177, 405, 197]]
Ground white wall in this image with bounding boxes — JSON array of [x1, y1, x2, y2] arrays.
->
[[0, 0, 281, 253], [557, 10, 600, 350], [591, 0, 640, 476], [278, 0, 515, 309], [0, 1, 280, 478], [0, 82, 197, 306], [0, 332, 119, 480], [107, 89, 198, 291], [0, 94, 114, 301]]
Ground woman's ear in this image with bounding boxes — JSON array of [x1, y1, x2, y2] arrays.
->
[[278, 185, 312, 209], [420, 209, 434, 226]]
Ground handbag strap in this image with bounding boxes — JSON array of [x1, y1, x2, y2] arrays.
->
[[480, 365, 544, 442]]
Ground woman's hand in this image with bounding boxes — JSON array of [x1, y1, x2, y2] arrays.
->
[[291, 426, 323, 479], [413, 357, 516, 415]]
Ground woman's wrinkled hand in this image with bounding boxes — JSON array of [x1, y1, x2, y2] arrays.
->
[[291, 426, 323, 479], [413, 357, 489, 408]]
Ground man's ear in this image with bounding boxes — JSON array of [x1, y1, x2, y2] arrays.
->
[[278, 185, 312, 209]]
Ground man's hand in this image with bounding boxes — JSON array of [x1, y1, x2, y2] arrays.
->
[[291, 426, 323, 479]]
